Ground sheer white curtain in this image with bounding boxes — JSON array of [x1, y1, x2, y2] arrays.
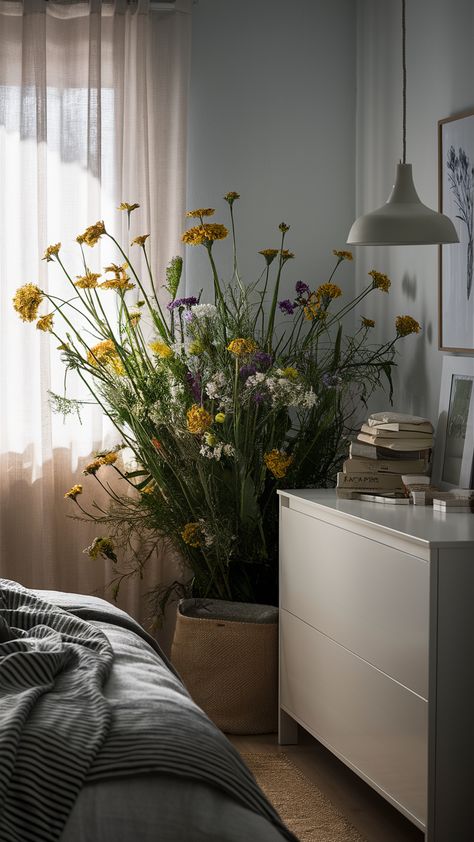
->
[[0, 0, 191, 645]]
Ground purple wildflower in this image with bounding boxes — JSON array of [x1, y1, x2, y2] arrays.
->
[[239, 364, 257, 380], [183, 310, 195, 323], [253, 350, 273, 371], [186, 370, 202, 402], [322, 372, 342, 389], [252, 391, 265, 405], [167, 296, 199, 311], [295, 281, 310, 296], [278, 299, 295, 315]]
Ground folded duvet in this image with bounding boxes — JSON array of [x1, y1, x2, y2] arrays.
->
[[0, 580, 296, 842]]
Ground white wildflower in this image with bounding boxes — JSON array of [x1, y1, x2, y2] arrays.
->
[[199, 441, 234, 461], [190, 303, 218, 320], [198, 518, 214, 547], [244, 372, 267, 390], [205, 371, 227, 399], [301, 389, 317, 408], [200, 444, 222, 460]]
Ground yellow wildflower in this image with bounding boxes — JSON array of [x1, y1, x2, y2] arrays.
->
[[36, 313, 54, 332], [316, 283, 342, 300], [84, 537, 117, 561], [181, 522, 203, 548], [264, 449, 294, 479], [103, 262, 128, 276], [78, 221, 106, 247], [204, 432, 217, 446], [186, 208, 215, 218], [65, 484, 83, 500], [395, 315, 421, 337], [142, 483, 155, 495], [83, 458, 103, 475], [186, 404, 213, 435], [369, 270, 391, 292], [83, 451, 119, 475], [87, 339, 124, 375], [131, 234, 150, 247], [258, 248, 279, 265], [303, 298, 322, 321], [188, 339, 204, 355], [74, 271, 101, 289], [227, 338, 258, 356], [361, 317, 375, 328], [118, 202, 140, 212], [149, 340, 173, 359], [333, 249, 353, 261], [215, 412, 226, 424], [280, 366, 299, 380], [42, 243, 61, 262], [13, 284, 44, 322], [182, 223, 228, 246], [101, 262, 134, 291], [129, 310, 141, 326], [224, 191, 240, 204], [100, 278, 135, 291], [280, 249, 295, 261]]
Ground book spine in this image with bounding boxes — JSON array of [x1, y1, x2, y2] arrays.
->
[[360, 424, 432, 439], [348, 441, 431, 460], [336, 472, 404, 490], [343, 458, 428, 474]]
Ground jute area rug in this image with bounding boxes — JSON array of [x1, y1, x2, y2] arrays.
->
[[241, 751, 366, 842]]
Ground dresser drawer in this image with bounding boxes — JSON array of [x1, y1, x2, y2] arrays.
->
[[280, 505, 429, 697], [280, 609, 427, 827]]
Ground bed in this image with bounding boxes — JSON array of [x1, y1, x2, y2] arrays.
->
[[0, 579, 296, 842]]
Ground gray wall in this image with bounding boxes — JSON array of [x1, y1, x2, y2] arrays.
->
[[186, 0, 474, 425], [185, 0, 356, 308], [354, 0, 474, 423]]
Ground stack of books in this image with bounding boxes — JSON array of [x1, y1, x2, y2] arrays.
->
[[336, 411, 433, 499]]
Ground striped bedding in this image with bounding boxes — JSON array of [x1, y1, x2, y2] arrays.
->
[[0, 580, 296, 842]]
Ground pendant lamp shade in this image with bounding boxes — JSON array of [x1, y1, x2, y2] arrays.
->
[[347, 163, 459, 245], [347, 0, 459, 247]]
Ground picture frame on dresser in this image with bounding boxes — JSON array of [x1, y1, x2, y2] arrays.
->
[[432, 355, 474, 489], [438, 108, 474, 353]]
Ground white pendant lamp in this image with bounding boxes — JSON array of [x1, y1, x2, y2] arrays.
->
[[347, 0, 458, 246]]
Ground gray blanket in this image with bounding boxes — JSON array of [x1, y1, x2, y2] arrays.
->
[[0, 580, 297, 842]]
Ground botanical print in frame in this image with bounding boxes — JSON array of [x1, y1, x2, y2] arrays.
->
[[432, 356, 474, 489], [438, 109, 474, 353]]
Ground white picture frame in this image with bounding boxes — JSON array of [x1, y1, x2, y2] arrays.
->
[[432, 356, 474, 489], [438, 109, 474, 353]]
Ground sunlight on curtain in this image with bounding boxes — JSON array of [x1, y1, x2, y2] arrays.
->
[[0, 0, 191, 648]]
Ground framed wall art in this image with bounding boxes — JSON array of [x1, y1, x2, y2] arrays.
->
[[438, 109, 474, 353], [432, 356, 474, 489]]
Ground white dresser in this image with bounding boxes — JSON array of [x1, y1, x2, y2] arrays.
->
[[278, 489, 474, 841]]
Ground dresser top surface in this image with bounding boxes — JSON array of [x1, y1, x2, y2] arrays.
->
[[278, 488, 474, 548]]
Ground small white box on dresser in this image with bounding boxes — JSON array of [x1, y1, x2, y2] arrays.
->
[[278, 489, 474, 842]]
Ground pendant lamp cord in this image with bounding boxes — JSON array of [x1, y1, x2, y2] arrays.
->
[[402, 0, 406, 164]]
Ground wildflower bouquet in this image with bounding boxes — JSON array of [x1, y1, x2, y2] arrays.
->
[[13, 193, 420, 616]]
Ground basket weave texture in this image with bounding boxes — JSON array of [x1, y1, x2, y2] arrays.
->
[[171, 598, 278, 734]]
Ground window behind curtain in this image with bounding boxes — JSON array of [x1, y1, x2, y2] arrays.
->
[[0, 0, 191, 645]]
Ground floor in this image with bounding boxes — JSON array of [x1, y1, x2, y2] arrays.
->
[[229, 727, 424, 842]]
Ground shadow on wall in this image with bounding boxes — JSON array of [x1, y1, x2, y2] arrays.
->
[[0, 446, 182, 655], [401, 270, 417, 302], [395, 271, 433, 419]]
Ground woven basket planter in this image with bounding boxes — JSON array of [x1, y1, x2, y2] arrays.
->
[[171, 598, 278, 734]]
